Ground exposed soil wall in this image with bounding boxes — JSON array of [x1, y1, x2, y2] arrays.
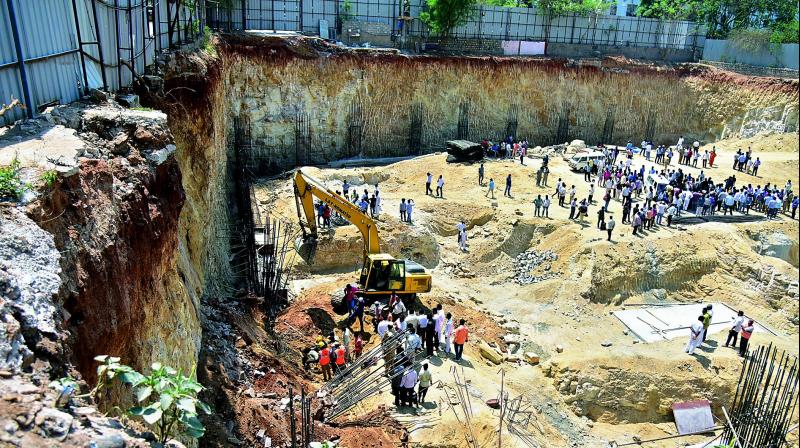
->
[[216, 35, 798, 173], [25, 108, 202, 383]]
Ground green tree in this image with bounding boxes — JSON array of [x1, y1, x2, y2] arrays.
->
[[536, 0, 614, 16], [420, 0, 479, 36], [637, 0, 799, 40]]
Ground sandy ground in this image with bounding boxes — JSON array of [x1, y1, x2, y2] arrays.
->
[[255, 132, 799, 448]]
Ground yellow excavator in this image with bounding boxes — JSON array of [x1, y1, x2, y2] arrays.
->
[[293, 170, 432, 298]]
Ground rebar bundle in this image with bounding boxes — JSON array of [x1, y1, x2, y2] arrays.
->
[[722, 343, 799, 448], [321, 330, 430, 421], [232, 115, 297, 323]]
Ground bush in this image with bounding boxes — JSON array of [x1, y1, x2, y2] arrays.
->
[[92, 356, 212, 444], [40, 170, 58, 188], [0, 157, 25, 201]]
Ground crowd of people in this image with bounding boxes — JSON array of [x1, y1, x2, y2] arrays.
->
[[470, 136, 797, 244], [304, 288, 470, 409]]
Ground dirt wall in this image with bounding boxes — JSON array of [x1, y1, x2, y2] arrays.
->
[[216, 35, 798, 173]]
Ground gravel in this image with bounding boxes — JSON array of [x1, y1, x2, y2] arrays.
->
[[513, 249, 560, 285]]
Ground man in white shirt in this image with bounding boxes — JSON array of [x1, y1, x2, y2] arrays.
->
[[685, 316, 704, 355], [434, 305, 445, 350], [436, 175, 444, 198], [400, 364, 419, 406], [377, 316, 391, 338], [724, 310, 745, 348], [443, 313, 454, 356], [405, 310, 419, 331], [405, 327, 421, 354], [392, 298, 407, 318], [417, 313, 433, 348], [425, 173, 433, 195]]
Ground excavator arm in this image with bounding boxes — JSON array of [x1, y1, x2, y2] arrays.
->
[[293, 170, 381, 257]]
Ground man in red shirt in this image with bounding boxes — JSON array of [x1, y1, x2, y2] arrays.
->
[[453, 319, 469, 361]]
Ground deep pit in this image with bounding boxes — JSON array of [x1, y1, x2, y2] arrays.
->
[[0, 33, 798, 448]]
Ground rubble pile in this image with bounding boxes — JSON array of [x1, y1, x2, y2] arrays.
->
[[513, 250, 559, 284]]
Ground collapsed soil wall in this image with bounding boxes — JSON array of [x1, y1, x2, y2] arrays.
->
[[217, 35, 798, 173]]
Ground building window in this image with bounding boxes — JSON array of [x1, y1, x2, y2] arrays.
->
[[626, 3, 638, 16]]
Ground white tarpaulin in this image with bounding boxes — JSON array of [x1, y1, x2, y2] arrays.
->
[[612, 302, 777, 343]]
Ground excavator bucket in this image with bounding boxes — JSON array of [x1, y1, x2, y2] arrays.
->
[[294, 235, 317, 264]]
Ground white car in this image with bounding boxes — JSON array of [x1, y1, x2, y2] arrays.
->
[[567, 151, 606, 172]]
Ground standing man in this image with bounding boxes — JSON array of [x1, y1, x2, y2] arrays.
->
[[457, 221, 468, 251], [436, 175, 444, 198], [596, 206, 605, 229], [454, 319, 469, 361], [478, 163, 485, 186], [443, 313, 454, 357], [504, 174, 512, 197], [400, 199, 407, 222], [701, 306, 712, 344], [319, 345, 332, 381], [724, 311, 745, 348], [424, 313, 436, 356], [486, 178, 495, 199], [434, 305, 445, 351], [401, 362, 419, 407], [418, 364, 432, 405], [425, 172, 433, 196], [606, 215, 616, 241], [739, 320, 754, 357], [685, 316, 704, 355]]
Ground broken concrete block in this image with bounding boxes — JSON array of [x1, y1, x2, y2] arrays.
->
[[479, 341, 503, 365], [524, 352, 540, 365], [555, 345, 564, 353]]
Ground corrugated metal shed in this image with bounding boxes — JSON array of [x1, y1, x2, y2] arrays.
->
[[1, 0, 82, 123], [1, 0, 201, 125]]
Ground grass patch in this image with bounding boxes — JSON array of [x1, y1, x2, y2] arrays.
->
[[0, 157, 26, 201]]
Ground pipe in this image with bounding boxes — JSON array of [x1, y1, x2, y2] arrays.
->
[[5, 0, 34, 118], [89, 0, 108, 90], [70, 0, 90, 94], [613, 426, 723, 446]]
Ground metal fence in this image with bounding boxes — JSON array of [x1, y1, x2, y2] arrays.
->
[[0, 0, 204, 124], [207, 0, 704, 51]]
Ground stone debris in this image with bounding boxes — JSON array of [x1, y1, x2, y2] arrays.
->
[[513, 249, 559, 284], [478, 341, 504, 365]]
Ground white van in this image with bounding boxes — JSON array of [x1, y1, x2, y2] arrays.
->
[[568, 151, 605, 172]]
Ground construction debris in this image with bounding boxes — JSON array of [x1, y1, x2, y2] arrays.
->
[[513, 250, 559, 284]]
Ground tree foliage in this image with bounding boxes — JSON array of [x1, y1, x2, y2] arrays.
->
[[534, 0, 615, 16], [636, 0, 799, 42], [420, 0, 479, 36]]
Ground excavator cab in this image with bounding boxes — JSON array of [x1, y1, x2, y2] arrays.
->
[[361, 256, 405, 292]]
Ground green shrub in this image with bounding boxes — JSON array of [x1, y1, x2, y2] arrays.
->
[[0, 157, 25, 201], [92, 355, 212, 443], [40, 170, 58, 188], [202, 26, 217, 57]]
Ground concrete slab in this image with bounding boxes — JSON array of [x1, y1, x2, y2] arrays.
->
[[0, 122, 84, 168], [612, 302, 777, 343]]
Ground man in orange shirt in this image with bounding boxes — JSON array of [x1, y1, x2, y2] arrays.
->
[[334, 344, 347, 374], [453, 319, 469, 361], [319, 346, 332, 381]]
